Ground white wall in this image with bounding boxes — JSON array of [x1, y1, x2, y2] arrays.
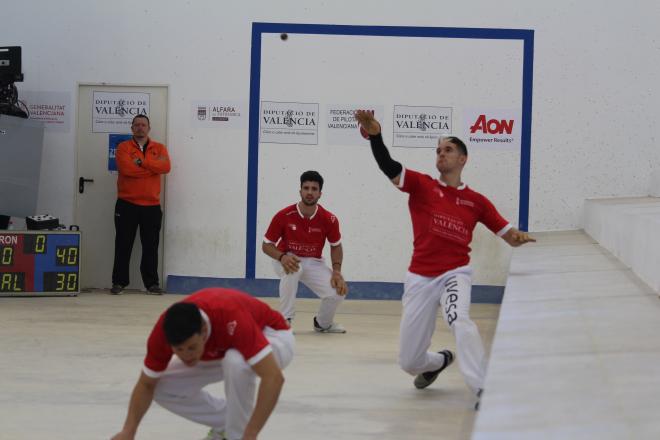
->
[[255, 33, 522, 283], [4, 0, 660, 281]]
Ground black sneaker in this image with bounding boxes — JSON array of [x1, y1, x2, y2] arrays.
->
[[146, 285, 165, 295], [413, 350, 455, 389], [110, 284, 124, 295], [474, 388, 483, 411]]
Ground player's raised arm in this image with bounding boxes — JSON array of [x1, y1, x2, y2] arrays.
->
[[355, 110, 403, 185]]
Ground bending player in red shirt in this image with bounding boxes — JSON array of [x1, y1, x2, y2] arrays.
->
[[111, 288, 294, 440], [262, 170, 348, 333], [355, 111, 535, 403]]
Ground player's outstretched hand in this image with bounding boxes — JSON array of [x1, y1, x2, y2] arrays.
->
[[280, 254, 301, 274], [331, 271, 348, 296], [502, 228, 536, 247], [510, 230, 536, 246], [110, 431, 134, 440], [355, 110, 381, 136]]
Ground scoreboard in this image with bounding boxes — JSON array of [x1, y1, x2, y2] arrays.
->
[[0, 231, 81, 297]]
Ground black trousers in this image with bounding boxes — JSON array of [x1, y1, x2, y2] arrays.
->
[[112, 198, 162, 288]]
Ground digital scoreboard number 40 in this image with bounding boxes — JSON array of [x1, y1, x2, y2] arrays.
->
[[0, 231, 81, 297]]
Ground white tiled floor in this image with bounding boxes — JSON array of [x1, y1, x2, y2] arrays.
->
[[504, 268, 650, 302], [473, 230, 660, 440], [0, 293, 498, 440], [6, 230, 658, 439]]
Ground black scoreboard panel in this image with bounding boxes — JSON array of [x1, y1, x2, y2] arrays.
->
[[0, 231, 81, 296]]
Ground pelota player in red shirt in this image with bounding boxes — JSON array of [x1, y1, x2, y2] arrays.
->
[[111, 288, 294, 440], [355, 111, 535, 403], [262, 170, 348, 333]]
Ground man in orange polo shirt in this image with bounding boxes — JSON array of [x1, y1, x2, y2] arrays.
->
[[111, 115, 171, 295]]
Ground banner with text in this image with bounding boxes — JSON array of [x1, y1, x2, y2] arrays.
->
[[326, 105, 384, 146], [260, 101, 319, 145], [23, 91, 72, 132], [463, 108, 520, 151], [92, 91, 150, 133], [392, 105, 452, 148], [191, 100, 247, 128]]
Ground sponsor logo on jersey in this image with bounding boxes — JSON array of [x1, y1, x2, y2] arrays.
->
[[430, 212, 469, 243], [288, 241, 319, 255], [227, 320, 237, 336], [456, 198, 475, 208]]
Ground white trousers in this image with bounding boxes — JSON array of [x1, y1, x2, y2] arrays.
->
[[272, 257, 344, 328], [153, 328, 295, 440], [398, 266, 487, 393]]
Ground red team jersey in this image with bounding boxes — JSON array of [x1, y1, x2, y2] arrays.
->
[[398, 168, 511, 277], [264, 203, 341, 258], [143, 288, 289, 377]]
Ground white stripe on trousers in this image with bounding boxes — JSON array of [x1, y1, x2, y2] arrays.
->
[[153, 327, 295, 440], [398, 266, 487, 393], [272, 256, 344, 327]]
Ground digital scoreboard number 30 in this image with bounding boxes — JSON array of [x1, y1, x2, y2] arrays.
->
[[0, 231, 81, 297]]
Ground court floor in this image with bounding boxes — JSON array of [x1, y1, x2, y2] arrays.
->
[[0, 292, 499, 440]]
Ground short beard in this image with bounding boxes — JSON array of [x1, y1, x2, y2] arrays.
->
[[436, 164, 451, 174], [301, 198, 318, 206]]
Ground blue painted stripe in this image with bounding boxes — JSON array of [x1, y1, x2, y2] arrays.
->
[[246, 23, 263, 279], [166, 275, 504, 304], [519, 31, 535, 231], [253, 22, 531, 40]]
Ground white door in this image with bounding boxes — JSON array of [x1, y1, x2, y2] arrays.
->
[[75, 84, 168, 290]]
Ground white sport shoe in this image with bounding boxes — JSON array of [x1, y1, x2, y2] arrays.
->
[[313, 316, 346, 333], [202, 428, 225, 440]]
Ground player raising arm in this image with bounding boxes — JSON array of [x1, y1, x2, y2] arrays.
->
[[354, 110, 534, 404]]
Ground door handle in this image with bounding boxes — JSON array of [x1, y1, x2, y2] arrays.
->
[[78, 177, 94, 194]]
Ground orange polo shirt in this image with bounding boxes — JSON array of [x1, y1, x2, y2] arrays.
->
[[116, 138, 171, 206]]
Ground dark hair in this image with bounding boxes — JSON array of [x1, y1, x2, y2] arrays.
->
[[300, 170, 324, 190], [163, 302, 203, 345], [131, 114, 150, 125], [444, 136, 468, 156]]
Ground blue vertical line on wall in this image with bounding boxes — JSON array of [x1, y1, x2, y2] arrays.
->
[[246, 22, 535, 278], [519, 31, 535, 232], [246, 24, 263, 279]]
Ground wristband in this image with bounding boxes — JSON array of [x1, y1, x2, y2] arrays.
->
[[278, 253, 286, 261]]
